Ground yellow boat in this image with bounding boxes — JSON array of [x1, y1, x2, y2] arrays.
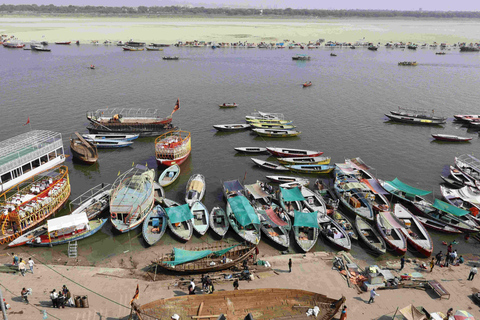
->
[[252, 128, 300, 138], [278, 156, 331, 165], [250, 123, 296, 129], [247, 118, 293, 125]]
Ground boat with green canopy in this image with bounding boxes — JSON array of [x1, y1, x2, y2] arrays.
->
[[278, 186, 304, 218], [226, 195, 261, 245], [152, 243, 256, 274], [293, 209, 319, 252], [380, 178, 478, 233], [164, 200, 194, 241]]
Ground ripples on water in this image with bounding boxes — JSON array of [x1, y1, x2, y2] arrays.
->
[[2, 45, 480, 263]]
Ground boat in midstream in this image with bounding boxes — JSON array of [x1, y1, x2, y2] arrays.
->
[[70, 132, 98, 164], [164, 199, 193, 242], [278, 186, 304, 218], [137, 288, 345, 320], [185, 174, 206, 207], [28, 213, 106, 247], [155, 130, 191, 166], [385, 113, 446, 125], [391, 203, 433, 257], [439, 184, 480, 225], [293, 209, 319, 252], [431, 134, 472, 142], [265, 175, 309, 186], [266, 147, 323, 158], [245, 181, 291, 249], [0, 165, 70, 245], [390, 107, 447, 122], [157, 164, 180, 187], [380, 178, 478, 233], [209, 207, 229, 238], [189, 201, 209, 236], [355, 215, 387, 255], [0, 130, 65, 192], [69, 183, 111, 220], [277, 156, 331, 165], [142, 205, 167, 246], [251, 158, 288, 171], [109, 165, 155, 233]]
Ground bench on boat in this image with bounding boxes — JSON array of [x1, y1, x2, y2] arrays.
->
[[427, 280, 450, 300]]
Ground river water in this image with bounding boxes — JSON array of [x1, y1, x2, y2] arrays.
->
[[1, 40, 480, 265]]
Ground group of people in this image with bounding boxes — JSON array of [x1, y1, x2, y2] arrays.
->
[[434, 244, 464, 268], [201, 275, 215, 294], [12, 253, 35, 276], [50, 285, 72, 308]]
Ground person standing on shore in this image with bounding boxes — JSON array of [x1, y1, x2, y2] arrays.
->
[[12, 253, 19, 266], [288, 259, 292, 273], [50, 289, 58, 308], [28, 258, 35, 274], [21, 288, 29, 304], [468, 265, 477, 281], [399, 256, 405, 271], [18, 259, 27, 276], [233, 279, 239, 290], [340, 306, 347, 320], [430, 258, 435, 272], [367, 288, 379, 304], [444, 308, 453, 320], [435, 251, 443, 265]]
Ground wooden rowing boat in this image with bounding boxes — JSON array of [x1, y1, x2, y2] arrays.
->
[[375, 210, 407, 255], [286, 164, 335, 174], [234, 147, 268, 154], [213, 124, 251, 132], [301, 186, 328, 214], [185, 174, 206, 207], [252, 128, 301, 137], [355, 215, 386, 255], [250, 123, 296, 130], [251, 158, 288, 171], [158, 164, 180, 187], [415, 216, 462, 234], [163, 198, 194, 242], [209, 207, 229, 238], [190, 201, 209, 236], [431, 134, 472, 142], [70, 132, 98, 164], [318, 211, 351, 251], [138, 288, 345, 320], [246, 119, 293, 125], [151, 243, 256, 274], [219, 103, 238, 108], [266, 175, 309, 186], [266, 147, 323, 158], [142, 205, 167, 246], [277, 156, 331, 165]]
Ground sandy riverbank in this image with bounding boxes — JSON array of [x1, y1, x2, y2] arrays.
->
[[2, 248, 480, 320], [1, 15, 480, 45]]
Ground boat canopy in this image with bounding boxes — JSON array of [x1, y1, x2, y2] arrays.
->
[[280, 187, 305, 202], [362, 179, 389, 195], [456, 154, 480, 173], [399, 304, 428, 320], [163, 245, 239, 266], [432, 199, 469, 217], [293, 210, 319, 229], [224, 180, 244, 193], [165, 204, 194, 224], [380, 210, 405, 230], [339, 182, 370, 192], [245, 183, 271, 199], [347, 157, 371, 171], [228, 196, 260, 226], [386, 178, 432, 196], [47, 212, 89, 233], [266, 208, 288, 227], [335, 163, 357, 174]]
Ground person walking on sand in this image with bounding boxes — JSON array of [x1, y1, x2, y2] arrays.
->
[[468, 265, 478, 281], [430, 258, 435, 272], [18, 259, 27, 276], [435, 251, 443, 265], [12, 253, 19, 266], [399, 256, 405, 271], [28, 258, 35, 274], [340, 305, 347, 320], [21, 288, 29, 304], [444, 308, 453, 320], [233, 279, 239, 290], [50, 289, 58, 308], [288, 258, 292, 273], [367, 288, 379, 304]]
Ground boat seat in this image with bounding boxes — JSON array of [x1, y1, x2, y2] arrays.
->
[[152, 218, 160, 228], [216, 217, 223, 224]]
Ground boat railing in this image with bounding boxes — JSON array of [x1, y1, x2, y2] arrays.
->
[[87, 108, 168, 120], [396, 106, 428, 115], [69, 183, 112, 211], [125, 205, 141, 225]]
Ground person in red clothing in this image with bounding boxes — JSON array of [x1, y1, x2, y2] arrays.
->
[[340, 306, 347, 320]]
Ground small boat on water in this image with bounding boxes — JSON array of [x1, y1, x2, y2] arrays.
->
[[123, 46, 145, 51], [142, 205, 167, 246], [303, 81, 312, 88], [391, 203, 433, 257], [277, 156, 331, 165], [234, 147, 268, 154], [246, 118, 293, 125], [318, 210, 351, 251], [390, 107, 447, 122], [385, 113, 446, 125], [158, 164, 180, 187], [330, 53, 337, 56], [415, 216, 462, 234], [55, 41, 71, 45], [293, 209, 319, 252], [253, 128, 301, 138], [31, 44, 51, 52], [375, 210, 407, 255], [82, 133, 139, 141], [251, 158, 288, 171], [250, 123, 296, 130], [301, 186, 327, 214], [219, 103, 238, 108], [245, 111, 284, 122], [213, 124, 250, 132], [69, 183, 111, 220], [155, 130, 191, 167], [436, 52, 446, 55], [286, 164, 335, 174], [164, 199, 194, 242], [146, 46, 163, 51], [292, 54, 310, 60], [70, 132, 98, 164], [28, 213, 106, 247], [266, 147, 323, 158], [453, 115, 480, 123], [398, 61, 418, 66], [87, 138, 133, 148], [209, 207, 229, 238], [190, 201, 209, 236], [138, 288, 345, 320], [226, 193, 261, 245], [431, 134, 472, 142], [266, 175, 309, 186], [355, 215, 386, 255], [163, 56, 179, 60], [185, 174, 206, 207], [110, 165, 155, 233], [150, 243, 256, 274]]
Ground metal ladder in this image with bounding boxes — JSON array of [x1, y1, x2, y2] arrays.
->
[[68, 241, 78, 258]]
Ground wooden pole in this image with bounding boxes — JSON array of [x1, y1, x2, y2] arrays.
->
[[392, 307, 399, 319]]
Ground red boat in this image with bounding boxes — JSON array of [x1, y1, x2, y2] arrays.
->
[[155, 130, 191, 166], [55, 41, 71, 45], [431, 134, 472, 142], [453, 115, 480, 122], [303, 81, 312, 87], [266, 147, 323, 158]]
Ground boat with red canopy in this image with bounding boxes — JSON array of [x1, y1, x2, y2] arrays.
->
[[155, 130, 191, 166]]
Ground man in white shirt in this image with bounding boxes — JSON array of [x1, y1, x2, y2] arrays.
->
[[468, 265, 478, 281], [28, 258, 35, 274]]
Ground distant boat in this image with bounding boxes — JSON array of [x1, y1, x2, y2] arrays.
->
[[123, 46, 144, 51], [30, 44, 51, 52], [146, 46, 163, 51], [266, 147, 323, 158], [219, 103, 238, 108], [55, 41, 71, 45], [251, 158, 289, 171], [292, 54, 310, 60], [163, 56, 179, 60], [398, 61, 418, 66], [252, 128, 301, 138], [234, 147, 268, 154], [213, 124, 251, 132], [303, 81, 312, 88], [431, 134, 472, 142]]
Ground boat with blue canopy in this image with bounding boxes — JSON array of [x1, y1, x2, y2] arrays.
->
[[293, 209, 319, 252], [226, 195, 261, 245], [164, 201, 194, 242]]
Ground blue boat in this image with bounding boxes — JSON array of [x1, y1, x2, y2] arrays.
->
[[142, 205, 167, 246], [85, 138, 133, 148], [82, 133, 139, 141]]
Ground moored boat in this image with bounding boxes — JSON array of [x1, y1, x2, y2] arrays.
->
[[277, 156, 331, 165], [226, 195, 261, 245], [439, 184, 480, 225], [234, 147, 268, 154], [250, 123, 296, 130], [158, 164, 181, 187], [245, 111, 284, 122], [278, 186, 305, 218], [142, 205, 167, 246], [109, 165, 155, 233], [246, 118, 293, 125], [69, 183, 111, 220], [55, 41, 71, 45], [293, 209, 319, 252], [449, 165, 478, 188], [318, 210, 351, 251], [286, 164, 335, 174], [213, 124, 250, 132], [266, 175, 309, 186], [163, 56, 179, 60], [252, 128, 300, 138], [219, 103, 238, 108], [385, 113, 446, 125], [431, 134, 472, 142], [70, 132, 98, 164], [453, 115, 480, 123], [251, 158, 288, 171], [145, 46, 162, 51], [375, 210, 407, 255], [292, 54, 310, 60], [30, 44, 51, 52], [82, 133, 139, 141], [190, 201, 209, 236], [123, 46, 144, 51], [185, 174, 206, 207], [455, 154, 480, 183], [209, 207, 229, 238], [164, 199, 194, 242], [415, 216, 462, 234], [8, 224, 48, 248], [155, 130, 191, 166], [266, 147, 323, 158], [0, 165, 70, 245], [301, 186, 327, 214], [355, 215, 386, 255], [87, 138, 133, 148]]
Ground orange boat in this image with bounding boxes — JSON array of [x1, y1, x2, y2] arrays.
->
[[303, 81, 312, 87], [155, 130, 191, 166]]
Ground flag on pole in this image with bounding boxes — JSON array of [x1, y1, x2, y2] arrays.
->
[[170, 99, 180, 116], [118, 171, 121, 176], [145, 162, 148, 167], [132, 162, 135, 167], [23, 117, 30, 126], [130, 284, 139, 304]]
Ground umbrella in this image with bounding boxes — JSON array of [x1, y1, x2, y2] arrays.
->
[[454, 310, 475, 320]]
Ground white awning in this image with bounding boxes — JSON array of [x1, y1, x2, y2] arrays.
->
[[47, 212, 88, 233]]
